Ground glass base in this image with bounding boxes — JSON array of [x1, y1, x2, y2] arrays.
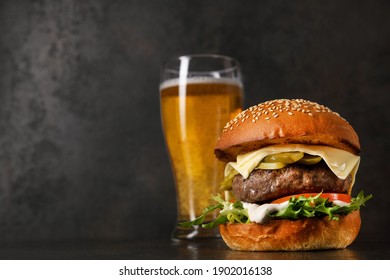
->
[[171, 225, 220, 241]]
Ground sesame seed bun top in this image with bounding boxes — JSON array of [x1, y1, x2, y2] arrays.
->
[[214, 99, 360, 162]]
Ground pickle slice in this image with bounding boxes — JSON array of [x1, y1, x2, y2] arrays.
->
[[297, 154, 322, 165], [220, 169, 238, 191], [257, 162, 287, 170], [262, 152, 304, 164]]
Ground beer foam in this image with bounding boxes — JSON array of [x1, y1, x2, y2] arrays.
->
[[159, 77, 243, 91]]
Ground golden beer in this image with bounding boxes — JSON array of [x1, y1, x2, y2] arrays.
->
[[160, 78, 243, 224]]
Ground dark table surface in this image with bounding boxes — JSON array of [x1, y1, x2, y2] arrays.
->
[[0, 238, 389, 260]]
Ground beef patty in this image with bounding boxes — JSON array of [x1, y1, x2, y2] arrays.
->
[[232, 162, 351, 203]]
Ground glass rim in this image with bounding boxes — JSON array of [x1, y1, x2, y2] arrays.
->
[[178, 53, 237, 61], [162, 53, 240, 74]]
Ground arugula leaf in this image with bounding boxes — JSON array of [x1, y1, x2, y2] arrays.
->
[[178, 195, 250, 229], [270, 191, 373, 221], [178, 191, 372, 229], [202, 215, 229, 229], [177, 203, 222, 228], [332, 191, 373, 216]]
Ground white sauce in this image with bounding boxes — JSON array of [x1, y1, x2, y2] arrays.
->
[[332, 200, 349, 207], [242, 201, 289, 223]]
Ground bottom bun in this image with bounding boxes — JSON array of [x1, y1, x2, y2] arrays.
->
[[219, 211, 361, 251]]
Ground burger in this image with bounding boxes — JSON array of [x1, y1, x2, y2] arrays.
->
[[179, 99, 371, 251]]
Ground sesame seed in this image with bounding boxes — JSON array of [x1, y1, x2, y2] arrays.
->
[[220, 99, 347, 133]]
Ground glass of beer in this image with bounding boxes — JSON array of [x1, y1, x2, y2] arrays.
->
[[160, 54, 243, 240]]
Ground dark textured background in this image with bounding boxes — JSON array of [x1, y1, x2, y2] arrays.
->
[[0, 0, 388, 242]]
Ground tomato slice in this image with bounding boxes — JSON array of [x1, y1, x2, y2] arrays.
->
[[271, 193, 351, 204]]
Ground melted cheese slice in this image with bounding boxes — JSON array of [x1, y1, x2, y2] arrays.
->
[[225, 144, 360, 191]]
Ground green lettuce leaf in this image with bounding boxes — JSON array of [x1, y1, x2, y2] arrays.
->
[[178, 195, 249, 229]]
